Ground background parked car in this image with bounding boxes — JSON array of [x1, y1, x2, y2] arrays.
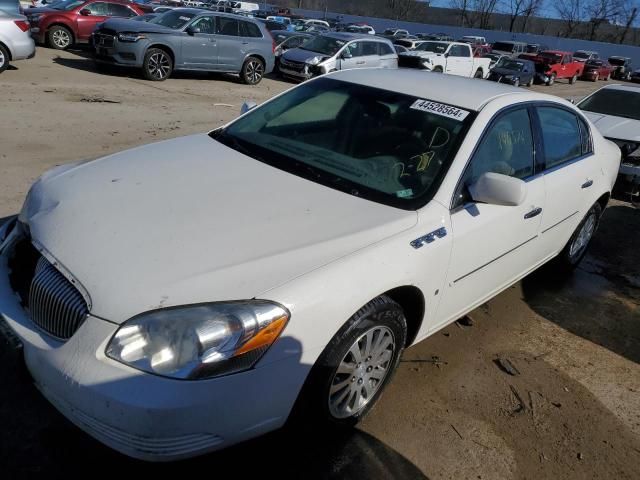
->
[[573, 50, 599, 63], [393, 38, 425, 50], [258, 18, 287, 32], [631, 69, 640, 83], [490, 40, 526, 57], [0, 0, 20, 14], [271, 29, 311, 71], [609, 56, 633, 80], [94, 9, 274, 83], [29, 0, 149, 49], [278, 32, 396, 81], [0, 10, 35, 72], [381, 27, 408, 39], [526, 43, 548, 54], [484, 51, 505, 68], [398, 41, 490, 78], [533, 50, 584, 85], [486, 57, 535, 87], [581, 59, 612, 81]]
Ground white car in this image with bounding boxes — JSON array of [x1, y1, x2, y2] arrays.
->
[[398, 41, 491, 78], [577, 84, 640, 204], [0, 11, 35, 73], [0, 70, 619, 461]]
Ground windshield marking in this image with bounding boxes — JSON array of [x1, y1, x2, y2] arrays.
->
[[410, 100, 470, 121]]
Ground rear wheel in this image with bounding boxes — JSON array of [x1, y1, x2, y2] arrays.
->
[[432, 66, 443, 73], [291, 295, 407, 428], [547, 73, 556, 86], [569, 73, 578, 84], [526, 77, 533, 87], [554, 202, 602, 271], [48, 25, 72, 50], [513, 77, 520, 87], [0, 44, 8, 73], [240, 56, 265, 85], [143, 48, 172, 81], [474, 68, 483, 78]]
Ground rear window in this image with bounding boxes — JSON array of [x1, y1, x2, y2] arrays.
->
[[240, 20, 262, 38]]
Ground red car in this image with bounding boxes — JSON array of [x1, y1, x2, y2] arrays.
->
[[28, 0, 150, 50], [533, 50, 584, 86], [580, 59, 613, 81]]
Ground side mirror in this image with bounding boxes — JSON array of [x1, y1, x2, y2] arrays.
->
[[444, 52, 449, 57], [79, 8, 91, 15], [186, 26, 200, 35], [341, 50, 352, 59], [468, 172, 526, 206], [240, 100, 257, 115]]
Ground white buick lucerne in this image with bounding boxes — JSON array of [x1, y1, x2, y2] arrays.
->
[[0, 70, 620, 460]]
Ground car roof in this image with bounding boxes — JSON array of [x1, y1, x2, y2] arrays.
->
[[325, 31, 384, 40], [609, 56, 631, 60], [494, 40, 526, 45], [543, 50, 571, 55], [324, 69, 560, 111]]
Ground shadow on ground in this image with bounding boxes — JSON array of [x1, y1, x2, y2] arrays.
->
[[522, 203, 640, 363]]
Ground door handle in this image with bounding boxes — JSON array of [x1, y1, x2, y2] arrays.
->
[[524, 207, 543, 219], [242, 41, 249, 45], [356, 61, 365, 65], [581, 179, 593, 189]]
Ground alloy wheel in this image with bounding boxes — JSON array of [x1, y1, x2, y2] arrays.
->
[[569, 213, 596, 260], [0, 49, 5, 69], [328, 325, 395, 419], [245, 60, 264, 84], [148, 52, 170, 80], [52, 29, 70, 49]]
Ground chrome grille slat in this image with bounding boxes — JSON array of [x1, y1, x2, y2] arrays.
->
[[27, 256, 89, 340]]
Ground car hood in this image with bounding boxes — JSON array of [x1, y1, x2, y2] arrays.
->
[[282, 47, 330, 63], [99, 17, 176, 33], [491, 67, 523, 76], [399, 50, 439, 58], [21, 134, 417, 322], [583, 112, 640, 141]]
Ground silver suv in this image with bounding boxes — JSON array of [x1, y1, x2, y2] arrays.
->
[[278, 32, 397, 81]]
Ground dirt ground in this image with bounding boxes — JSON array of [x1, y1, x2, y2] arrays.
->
[[1, 47, 639, 479]]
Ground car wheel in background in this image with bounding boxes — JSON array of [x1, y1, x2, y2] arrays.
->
[[474, 69, 483, 78], [48, 25, 73, 50], [605, 73, 610, 81], [626, 72, 632, 81], [432, 66, 443, 73], [143, 48, 173, 81], [0, 44, 8, 73], [513, 77, 520, 87], [240, 56, 265, 85], [291, 295, 407, 429], [547, 73, 556, 86], [526, 77, 533, 87], [569, 73, 578, 84], [555, 202, 602, 271]]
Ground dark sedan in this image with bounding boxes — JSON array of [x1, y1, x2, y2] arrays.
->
[[93, 8, 274, 83], [486, 57, 535, 87]]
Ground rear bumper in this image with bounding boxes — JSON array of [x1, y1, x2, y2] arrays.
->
[[10, 35, 35, 61]]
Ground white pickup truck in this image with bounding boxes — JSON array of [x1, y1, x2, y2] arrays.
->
[[398, 41, 491, 79]]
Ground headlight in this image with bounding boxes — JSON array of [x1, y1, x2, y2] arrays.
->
[[118, 32, 146, 42], [106, 301, 289, 380], [307, 56, 323, 66]]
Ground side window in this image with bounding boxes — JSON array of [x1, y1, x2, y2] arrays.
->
[[578, 117, 593, 155], [344, 42, 362, 57], [87, 2, 109, 15], [239, 20, 262, 38], [108, 4, 136, 17], [191, 16, 216, 34], [537, 107, 583, 168], [217, 17, 239, 36], [361, 41, 378, 56], [457, 108, 534, 205], [449, 45, 468, 57], [378, 42, 393, 55]]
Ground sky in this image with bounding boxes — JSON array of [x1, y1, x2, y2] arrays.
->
[[427, 0, 561, 20]]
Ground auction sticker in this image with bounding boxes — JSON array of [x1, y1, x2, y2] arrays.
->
[[410, 99, 470, 121]]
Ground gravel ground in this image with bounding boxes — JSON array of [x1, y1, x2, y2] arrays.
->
[[1, 47, 639, 479]]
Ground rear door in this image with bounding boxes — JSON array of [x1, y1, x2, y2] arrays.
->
[[359, 41, 381, 68], [378, 41, 397, 68], [76, 1, 110, 40], [181, 15, 218, 68], [215, 15, 242, 71]]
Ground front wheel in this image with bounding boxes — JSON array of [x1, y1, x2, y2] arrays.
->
[[143, 48, 172, 81], [554, 202, 602, 271], [48, 25, 73, 50], [547, 73, 556, 86], [569, 73, 578, 84], [474, 68, 483, 78], [292, 295, 407, 428], [432, 66, 443, 73], [526, 77, 533, 87], [513, 77, 520, 87], [0, 44, 8, 73], [240, 56, 265, 85]]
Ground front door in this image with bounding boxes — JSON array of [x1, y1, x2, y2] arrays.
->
[[181, 16, 218, 69], [215, 16, 241, 70], [436, 107, 545, 328], [445, 44, 473, 76]]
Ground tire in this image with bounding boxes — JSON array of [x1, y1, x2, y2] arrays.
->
[[554, 202, 602, 271], [142, 47, 172, 81], [0, 44, 8, 74], [48, 25, 73, 50], [569, 73, 577, 84], [291, 295, 407, 429], [474, 68, 483, 79], [626, 72, 631, 81], [605, 73, 610, 81], [513, 77, 520, 87], [547, 73, 555, 86], [240, 56, 265, 85], [526, 77, 533, 87], [432, 66, 443, 73]]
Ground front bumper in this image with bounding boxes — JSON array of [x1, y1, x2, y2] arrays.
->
[[0, 220, 312, 461], [487, 74, 519, 85], [92, 36, 144, 68]]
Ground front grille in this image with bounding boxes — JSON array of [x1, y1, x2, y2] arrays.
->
[[280, 59, 306, 72], [94, 33, 115, 47], [8, 237, 88, 340]]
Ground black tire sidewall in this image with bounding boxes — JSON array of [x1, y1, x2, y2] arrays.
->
[[0, 44, 8, 73], [241, 56, 264, 85], [291, 295, 407, 429], [143, 48, 172, 81], [559, 202, 602, 269]]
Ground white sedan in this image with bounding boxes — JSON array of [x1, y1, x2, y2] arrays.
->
[[0, 70, 620, 461], [0, 10, 35, 73]]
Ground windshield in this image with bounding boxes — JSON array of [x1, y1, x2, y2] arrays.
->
[[574, 51, 590, 59], [150, 10, 197, 29], [213, 78, 475, 210], [496, 58, 525, 71], [492, 42, 515, 52], [578, 88, 640, 121], [299, 36, 345, 56], [52, 0, 84, 10], [608, 57, 627, 66], [415, 41, 448, 53]]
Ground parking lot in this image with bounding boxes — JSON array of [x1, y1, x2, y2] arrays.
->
[[1, 47, 639, 479]]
